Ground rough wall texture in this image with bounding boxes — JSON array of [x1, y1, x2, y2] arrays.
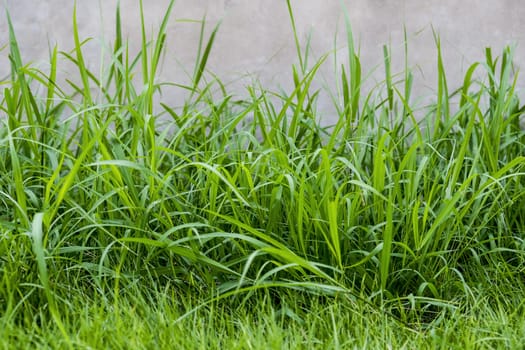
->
[[1, 1, 524, 123]]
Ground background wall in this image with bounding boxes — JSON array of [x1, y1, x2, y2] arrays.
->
[[1, 1, 524, 124]]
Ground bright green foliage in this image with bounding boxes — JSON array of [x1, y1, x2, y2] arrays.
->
[[0, 0, 524, 348]]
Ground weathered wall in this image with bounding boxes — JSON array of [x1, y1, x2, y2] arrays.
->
[[1, 1, 524, 123]]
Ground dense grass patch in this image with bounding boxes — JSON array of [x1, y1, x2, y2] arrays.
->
[[1, 1, 524, 348]]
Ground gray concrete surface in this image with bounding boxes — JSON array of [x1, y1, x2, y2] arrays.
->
[[1, 1, 524, 124]]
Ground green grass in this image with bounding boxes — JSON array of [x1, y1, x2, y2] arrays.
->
[[1, 0, 524, 348]]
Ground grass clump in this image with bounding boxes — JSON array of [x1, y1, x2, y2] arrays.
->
[[1, 0, 524, 348]]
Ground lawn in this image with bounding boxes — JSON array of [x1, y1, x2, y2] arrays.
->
[[1, 1, 524, 349]]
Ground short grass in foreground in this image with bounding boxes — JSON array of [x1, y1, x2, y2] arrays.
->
[[0, 0, 524, 348]]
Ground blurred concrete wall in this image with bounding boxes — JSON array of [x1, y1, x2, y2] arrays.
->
[[1, 1, 524, 123]]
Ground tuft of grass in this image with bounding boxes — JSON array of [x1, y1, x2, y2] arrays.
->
[[1, 0, 524, 347]]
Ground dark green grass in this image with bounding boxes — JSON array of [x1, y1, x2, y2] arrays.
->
[[0, 0, 524, 348]]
